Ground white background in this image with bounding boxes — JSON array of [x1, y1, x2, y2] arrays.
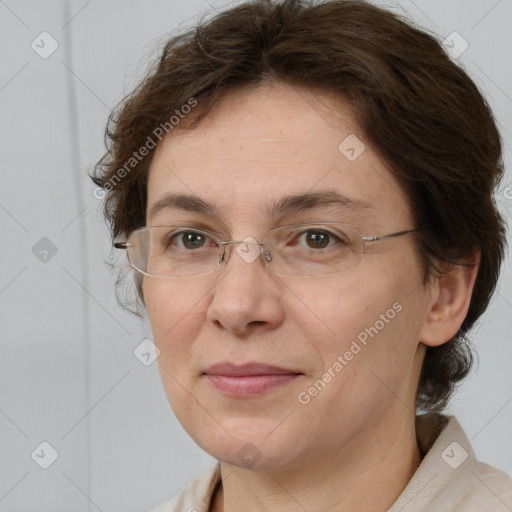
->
[[0, 0, 511, 510]]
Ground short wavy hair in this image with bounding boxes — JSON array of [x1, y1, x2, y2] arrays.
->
[[90, 0, 507, 414]]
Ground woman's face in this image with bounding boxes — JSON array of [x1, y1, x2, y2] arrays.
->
[[143, 81, 431, 471]]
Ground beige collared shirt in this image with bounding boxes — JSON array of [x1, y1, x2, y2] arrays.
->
[[150, 415, 512, 512]]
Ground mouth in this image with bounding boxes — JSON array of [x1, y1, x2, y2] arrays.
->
[[203, 362, 303, 397]]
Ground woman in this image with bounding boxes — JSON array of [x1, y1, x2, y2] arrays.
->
[[91, 0, 512, 510]]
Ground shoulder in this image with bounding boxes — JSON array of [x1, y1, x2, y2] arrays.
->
[[149, 462, 221, 512], [389, 415, 512, 512], [455, 458, 512, 508]]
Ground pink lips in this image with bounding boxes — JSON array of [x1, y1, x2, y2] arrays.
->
[[203, 362, 302, 397]]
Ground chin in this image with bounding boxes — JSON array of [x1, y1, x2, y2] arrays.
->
[[192, 419, 306, 472]]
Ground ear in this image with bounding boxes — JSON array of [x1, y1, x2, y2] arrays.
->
[[419, 248, 480, 347]]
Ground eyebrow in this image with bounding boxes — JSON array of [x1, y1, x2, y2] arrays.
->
[[148, 190, 373, 221]]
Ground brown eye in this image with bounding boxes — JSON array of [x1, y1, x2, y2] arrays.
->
[[304, 230, 330, 249], [179, 231, 207, 250], [295, 229, 346, 250]]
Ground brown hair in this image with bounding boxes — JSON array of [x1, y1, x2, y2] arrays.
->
[[90, 0, 507, 413]]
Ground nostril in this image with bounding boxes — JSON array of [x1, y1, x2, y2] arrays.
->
[[248, 320, 266, 328]]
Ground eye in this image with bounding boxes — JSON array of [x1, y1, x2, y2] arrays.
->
[[164, 229, 218, 251], [294, 228, 347, 250]]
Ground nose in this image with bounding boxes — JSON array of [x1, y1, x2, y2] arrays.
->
[[206, 239, 284, 336]]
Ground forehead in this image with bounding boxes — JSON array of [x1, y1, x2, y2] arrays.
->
[[146, 81, 412, 229]]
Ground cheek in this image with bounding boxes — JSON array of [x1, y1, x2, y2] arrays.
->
[[292, 284, 421, 443], [303, 258, 423, 381], [143, 280, 204, 368], [143, 280, 205, 414], [286, 273, 373, 352], [144, 278, 200, 331]]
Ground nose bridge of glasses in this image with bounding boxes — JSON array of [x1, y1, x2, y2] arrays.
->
[[218, 239, 267, 266]]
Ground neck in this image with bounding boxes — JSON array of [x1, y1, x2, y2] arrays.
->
[[210, 412, 422, 512]]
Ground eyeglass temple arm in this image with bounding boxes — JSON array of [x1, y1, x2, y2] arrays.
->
[[363, 228, 420, 243], [114, 242, 128, 249]]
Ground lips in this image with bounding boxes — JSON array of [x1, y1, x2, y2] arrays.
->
[[203, 362, 303, 397], [203, 362, 301, 377]]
